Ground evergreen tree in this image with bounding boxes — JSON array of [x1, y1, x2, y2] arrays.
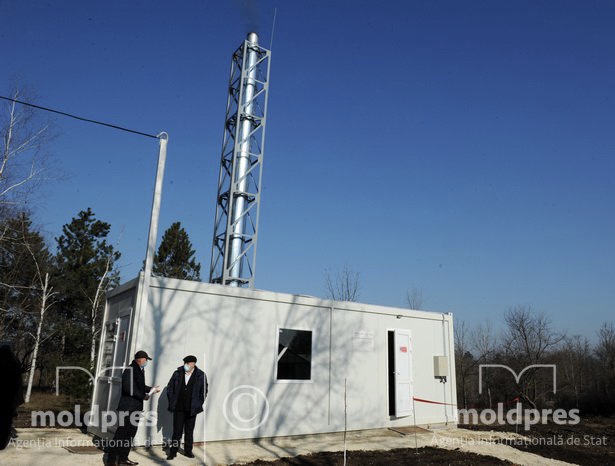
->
[[53, 208, 120, 374], [0, 213, 52, 364], [152, 221, 201, 280]]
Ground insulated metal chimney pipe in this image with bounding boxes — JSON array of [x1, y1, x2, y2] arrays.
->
[[209, 30, 271, 287], [228, 32, 259, 284]]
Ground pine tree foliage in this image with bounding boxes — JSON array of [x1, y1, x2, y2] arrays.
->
[[152, 221, 201, 281], [0, 212, 51, 352], [53, 208, 120, 357]]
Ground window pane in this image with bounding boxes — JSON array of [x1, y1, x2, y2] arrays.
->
[[277, 328, 312, 380]]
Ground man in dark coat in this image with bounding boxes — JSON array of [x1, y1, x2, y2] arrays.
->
[[0, 342, 23, 450], [166, 355, 207, 459], [107, 350, 159, 466]]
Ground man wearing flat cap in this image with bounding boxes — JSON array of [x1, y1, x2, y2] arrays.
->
[[166, 355, 208, 459], [107, 350, 160, 466]]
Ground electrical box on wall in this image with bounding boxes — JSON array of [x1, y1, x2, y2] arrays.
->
[[433, 355, 448, 378]]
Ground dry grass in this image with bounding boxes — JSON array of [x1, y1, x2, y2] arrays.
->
[[15, 390, 83, 428]]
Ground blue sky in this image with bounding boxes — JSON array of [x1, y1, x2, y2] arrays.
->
[[1, 1, 613, 340]]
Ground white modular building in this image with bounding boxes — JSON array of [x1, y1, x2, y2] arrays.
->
[[89, 274, 457, 445]]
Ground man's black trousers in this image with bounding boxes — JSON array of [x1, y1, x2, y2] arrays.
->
[[170, 410, 196, 454], [109, 413, 139, 461]]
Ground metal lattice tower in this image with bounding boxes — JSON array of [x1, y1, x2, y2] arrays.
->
[[209, 32, 271, 288]]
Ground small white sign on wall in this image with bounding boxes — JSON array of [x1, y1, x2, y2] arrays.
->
[[353, 330, 375, 352]]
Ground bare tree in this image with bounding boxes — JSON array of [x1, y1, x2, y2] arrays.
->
[[406, 287, 423, 310], [472, 321, 497, 362], [503, 306, 564, 363], [471, 321, 498, 408], [24, 272, 55, 403], [502, 305, 564, 405], [324, 266, 360, 302], [596, 322, 615, 364], [88, 255, 112, 370], [557, 334, 592, 409], [21, 220, 56, 403], [0, 213, 53, 378], [454, 320, 473, 409], [0, 88, 56, 384], [595, 322, 615, 398], [0, 86, 53, 209], [454, 320, 497, 410]]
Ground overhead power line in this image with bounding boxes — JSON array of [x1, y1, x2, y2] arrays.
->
[[0, 95, 160, 139]]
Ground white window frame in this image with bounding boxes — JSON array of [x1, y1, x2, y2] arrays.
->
[[273, 325, 315, 384]]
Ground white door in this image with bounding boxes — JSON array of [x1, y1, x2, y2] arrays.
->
[[394, 329, 413, 417]]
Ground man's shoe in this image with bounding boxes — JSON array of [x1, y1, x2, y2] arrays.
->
[[118, 460, 139, 466], [184, 451, 195, 458], [166, 452, 176, 460]]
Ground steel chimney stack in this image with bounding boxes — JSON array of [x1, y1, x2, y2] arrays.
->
[[209, 32, 272, 288]]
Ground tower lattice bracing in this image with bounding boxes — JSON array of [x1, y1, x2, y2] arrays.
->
[[209, 32, 271, 288]]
